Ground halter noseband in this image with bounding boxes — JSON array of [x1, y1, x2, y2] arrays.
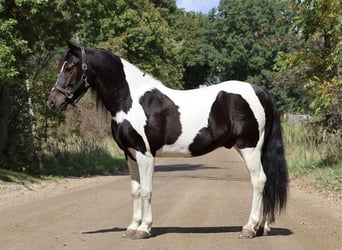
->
[[52, 47, 90, 104]]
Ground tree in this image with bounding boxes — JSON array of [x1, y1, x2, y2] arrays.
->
[[276, 0, 342, 132], [206, 0, 295, 110], [78, 0, 184, 89], [0, 0, 79, 172], [175, 12, 218, 89], [0, 17, 28, 153]]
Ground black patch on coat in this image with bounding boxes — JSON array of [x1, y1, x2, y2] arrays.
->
[[111, 119, 146, 160], [139, 89, 182, 156], [189, 91, 259, 156]]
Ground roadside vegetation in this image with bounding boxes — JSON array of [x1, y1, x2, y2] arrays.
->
[[283, 123, 342, 191], [40, 136, 126, 177], [0, 169, 55, 184], [0, 135, 126, 184]]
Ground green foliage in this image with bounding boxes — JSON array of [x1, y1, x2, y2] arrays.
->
[[0, 168, 55, 184], [0, 19, 29, 84], [276, 0, 342, 129], [0, 0, 78, 172], [203, 0, 297, 110], [212, 0, 286, 80], [283, 123, 342, 190], [40, 136, 126, 177], [0, 136, 126, 182], [176, 12, 217, 89], [78, 0, 184, 88]]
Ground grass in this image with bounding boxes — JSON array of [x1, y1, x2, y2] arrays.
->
[[283, 123, 342, 191], [0, 136, 126, 184], [40, 136, 126, 177], [0, 169, 58, 184]]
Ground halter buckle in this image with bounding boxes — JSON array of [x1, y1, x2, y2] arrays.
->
[[66, 91, 74, 99], [82, 63, 87, 71]]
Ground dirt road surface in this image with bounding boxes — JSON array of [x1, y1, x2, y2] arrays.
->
[[1, 148, 341, 250]]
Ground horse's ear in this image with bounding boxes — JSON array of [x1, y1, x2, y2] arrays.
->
[[67, 42, 80, 52]]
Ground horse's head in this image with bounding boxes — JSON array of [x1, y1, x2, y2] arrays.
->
[[48, 43, 91, 111]]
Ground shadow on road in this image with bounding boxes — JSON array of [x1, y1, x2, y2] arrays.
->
[[155, 164, 211, 172], [83, 226, 293, 237], [154, 163, 249, 182], [151, 226, 242, 236]]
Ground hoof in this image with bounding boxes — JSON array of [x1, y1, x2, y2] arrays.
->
[[263, 227, 271, 236], [239, 229, 256, 239], [133, 230, 151, 240], [256, 226, 271, 236], [122, 229, 136, 238]]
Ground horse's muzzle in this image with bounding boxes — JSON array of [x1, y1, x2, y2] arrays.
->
[[48, 98, 56, 109], [47, 96, 67, 111]]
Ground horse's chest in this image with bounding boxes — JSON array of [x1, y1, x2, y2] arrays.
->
[[114, 88, 184, 152]]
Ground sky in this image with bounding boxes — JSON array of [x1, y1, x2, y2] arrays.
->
[[176, 0, 220, 13]]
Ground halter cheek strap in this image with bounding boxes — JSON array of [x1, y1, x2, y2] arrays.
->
[[53, 47, 90, 104]]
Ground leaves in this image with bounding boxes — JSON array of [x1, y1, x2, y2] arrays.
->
[[79, 0, 184, 88], [276, 0, 342, 129], [0, 0, 78, 172], [0, 18, 29, 84]]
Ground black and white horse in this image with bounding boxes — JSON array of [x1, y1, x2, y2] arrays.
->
[[48, 43, 288, 239]]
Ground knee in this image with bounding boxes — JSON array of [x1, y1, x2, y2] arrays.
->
[[131, 181, 141, 198], [251, 171, 267, 192], [132, 190, 140, 199], [140, 187, 152, 201], [259, 171, 267, 185]]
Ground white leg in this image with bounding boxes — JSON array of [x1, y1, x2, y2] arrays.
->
[[257, 214, 272, 236], [264, 219, 271, 234], [239, 147, 266, 238], [262, 217, 271, 235], [135, 152, 155, 238], [126, 157, 142, 234]]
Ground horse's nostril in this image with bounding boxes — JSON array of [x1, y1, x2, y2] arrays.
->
[[48, 98, 55, 109]]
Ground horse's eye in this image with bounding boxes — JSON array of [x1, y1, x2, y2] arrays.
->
[[65, 65, 73, 73]]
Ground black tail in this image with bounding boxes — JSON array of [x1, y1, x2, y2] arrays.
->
[[262, 97, 288, 223]]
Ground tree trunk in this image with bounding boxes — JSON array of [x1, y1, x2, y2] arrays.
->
[[0, 85, 10, 152]]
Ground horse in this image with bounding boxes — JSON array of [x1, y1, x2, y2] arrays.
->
[[48, 43, 288, 239]]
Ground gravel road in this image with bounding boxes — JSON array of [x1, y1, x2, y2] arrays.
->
[[0, 148, 341, 250]]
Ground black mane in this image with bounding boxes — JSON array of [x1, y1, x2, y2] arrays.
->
[[84, 47, 132, 115]]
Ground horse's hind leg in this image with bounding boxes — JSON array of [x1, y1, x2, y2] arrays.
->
[[239, 147, 266, 239], [256, 215, 272, 236]]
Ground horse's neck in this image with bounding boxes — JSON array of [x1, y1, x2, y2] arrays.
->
[[121, 59, 166, 94], [94, 58, 165, 115]]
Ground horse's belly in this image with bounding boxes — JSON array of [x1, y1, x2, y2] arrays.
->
[[155, 144, 192, 157]]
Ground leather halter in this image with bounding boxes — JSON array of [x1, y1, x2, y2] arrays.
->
[[52, 47, 90, 104]]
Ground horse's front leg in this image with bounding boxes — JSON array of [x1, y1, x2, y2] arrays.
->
[[135, 151, 155, 239], [123, 156, 142, 238]]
